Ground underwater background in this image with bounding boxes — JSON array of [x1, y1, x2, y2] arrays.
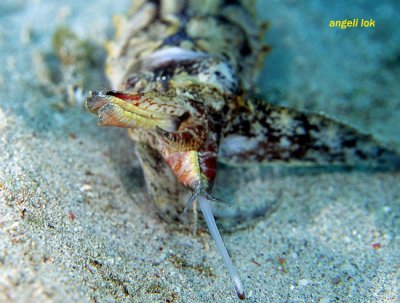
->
[[0, 0, 399, 302]]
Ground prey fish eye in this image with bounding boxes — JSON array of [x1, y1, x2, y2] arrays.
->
[[85, 1, 400, 300]]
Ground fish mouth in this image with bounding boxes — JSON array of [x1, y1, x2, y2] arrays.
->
[[85, 90, 182, 130]]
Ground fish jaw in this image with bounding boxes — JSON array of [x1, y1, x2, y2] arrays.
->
[[85, 89, 188, 131]]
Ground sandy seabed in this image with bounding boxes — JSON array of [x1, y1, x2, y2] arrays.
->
[[0, 1, 399, 302]]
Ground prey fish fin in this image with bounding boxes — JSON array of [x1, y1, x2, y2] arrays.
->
[[219, 97, 400, 168]]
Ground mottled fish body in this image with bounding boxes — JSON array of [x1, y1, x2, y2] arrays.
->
[[85, 0, 400, 299]]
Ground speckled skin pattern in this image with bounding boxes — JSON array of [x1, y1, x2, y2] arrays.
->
[[86, 0, 400, 222]]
